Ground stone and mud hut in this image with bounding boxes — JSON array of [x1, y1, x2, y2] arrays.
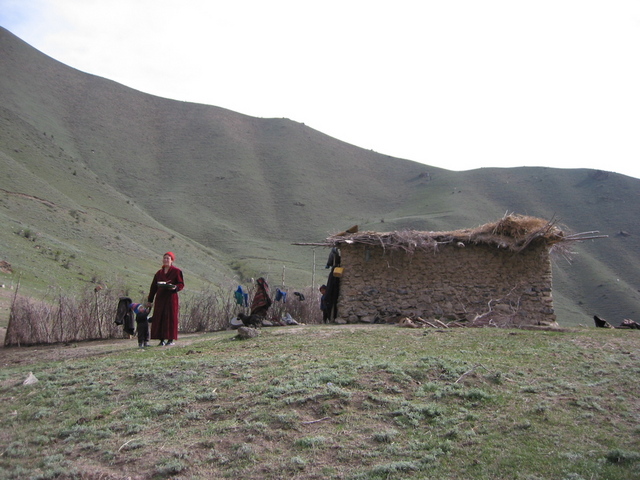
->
[[318, 215, 583, 328]]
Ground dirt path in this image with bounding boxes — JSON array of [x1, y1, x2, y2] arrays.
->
[[0, 332, 214, 367], [0, 324, 378, 368]]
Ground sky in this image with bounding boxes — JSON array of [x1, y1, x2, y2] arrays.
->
[[2, 0, 640, 179]]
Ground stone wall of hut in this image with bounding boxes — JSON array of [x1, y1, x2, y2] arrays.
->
[[335, 242, 556, 326]]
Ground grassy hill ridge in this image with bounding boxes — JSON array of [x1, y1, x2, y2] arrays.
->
[[1, 26, 639, 326]]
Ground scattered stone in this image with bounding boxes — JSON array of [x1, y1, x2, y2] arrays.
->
[[23, 372, 38, 385], [236, 326, 260, 339], [398, 317, 420, 328], [594, 315, 614, 328], [618, 318, 640, 329]]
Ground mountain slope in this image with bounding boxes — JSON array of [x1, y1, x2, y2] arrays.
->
[[1, 26, 638, 326]]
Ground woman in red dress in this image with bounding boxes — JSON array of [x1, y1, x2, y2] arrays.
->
[[146, 252, 184, 346]]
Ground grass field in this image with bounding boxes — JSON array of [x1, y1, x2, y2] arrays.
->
[[1, 324, 639, 479]]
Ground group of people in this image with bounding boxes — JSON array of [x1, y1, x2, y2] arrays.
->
[[133, 246, 339, 347]]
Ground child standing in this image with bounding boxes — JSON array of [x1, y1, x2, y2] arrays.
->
[[319, 285, 329, 324], [131, 303, 150, 348]]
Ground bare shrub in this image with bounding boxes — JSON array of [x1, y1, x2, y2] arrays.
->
[[182, 282, 324, 331], [6, 295, 54, 345], [179, 284, 237, 333], [267, 285, 323, 325], [5, 284, 127, 346]]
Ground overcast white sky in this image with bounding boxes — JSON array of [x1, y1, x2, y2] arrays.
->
[[2, 0, 640, 179]]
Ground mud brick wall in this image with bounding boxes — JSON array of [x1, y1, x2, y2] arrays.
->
[[336, 243, 556, 326]]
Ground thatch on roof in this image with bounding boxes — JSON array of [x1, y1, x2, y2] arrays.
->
[[327, 214, 577, 254]]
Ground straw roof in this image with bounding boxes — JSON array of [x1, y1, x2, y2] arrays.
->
[[327, 214, 570, 254]]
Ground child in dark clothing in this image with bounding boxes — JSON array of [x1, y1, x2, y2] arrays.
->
[[319, 285, 329, 324], [131, 303, 150, 348]]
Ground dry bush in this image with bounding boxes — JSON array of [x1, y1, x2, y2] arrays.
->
[[5, 285, 126, 346], [180, 283, 324, 331], [179, 284, 237, 333], [268, 285, 323, 325], [5, 295, 53, 345]]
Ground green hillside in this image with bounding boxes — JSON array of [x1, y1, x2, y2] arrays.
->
[[1, 26, 639, 327]]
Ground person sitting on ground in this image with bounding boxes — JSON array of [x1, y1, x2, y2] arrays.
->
[[250, 277, 272, 318]]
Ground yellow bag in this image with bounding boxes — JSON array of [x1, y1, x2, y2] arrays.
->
[[333, 267, 344, 277]]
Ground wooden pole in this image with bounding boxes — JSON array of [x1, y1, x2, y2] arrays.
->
[[312, 249, 316, 289]]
